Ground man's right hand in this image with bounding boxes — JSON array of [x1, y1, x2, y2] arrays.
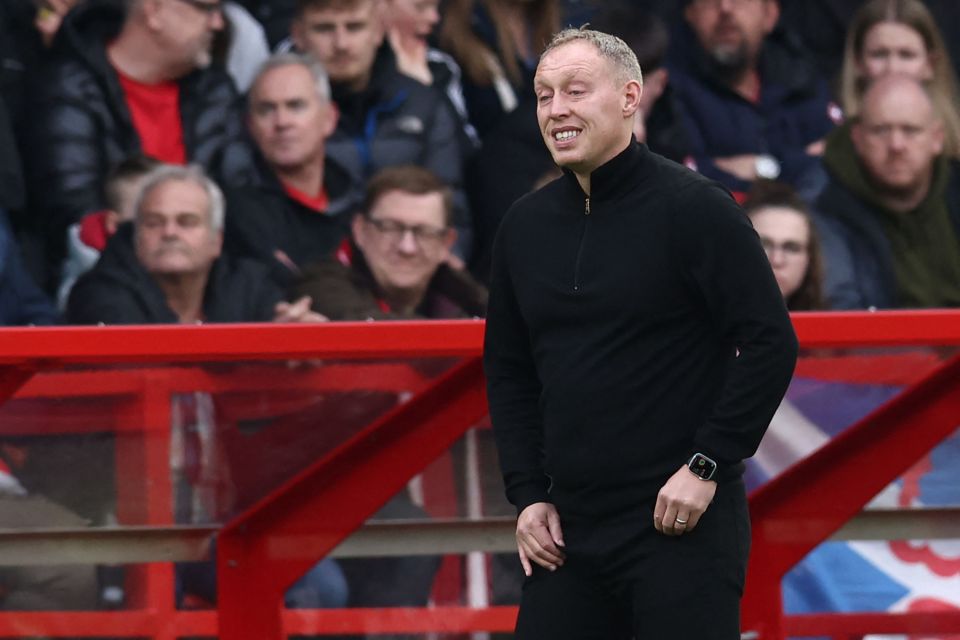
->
[[515, 502, 565, 576]]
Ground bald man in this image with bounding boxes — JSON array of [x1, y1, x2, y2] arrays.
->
[[814, 74, 960, 309]]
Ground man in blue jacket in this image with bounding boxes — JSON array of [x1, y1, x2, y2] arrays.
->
[[668, 0, 836, 198]]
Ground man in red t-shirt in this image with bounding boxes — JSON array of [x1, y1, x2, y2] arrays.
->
[[223, 53, 363, 289], [25, 0, 255, 287]]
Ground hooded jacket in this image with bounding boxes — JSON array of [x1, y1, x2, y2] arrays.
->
[[224, 153, 363, 289], [814, 125, 960, 309], [66, 224, 281, 324], [23, 0, 255, 263], [326, 44, 469, 230]]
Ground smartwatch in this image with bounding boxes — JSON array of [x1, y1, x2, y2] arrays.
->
[[687, 452, 718, 481]]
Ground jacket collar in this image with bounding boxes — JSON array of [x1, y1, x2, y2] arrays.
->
[[561, 139, 653, 203]]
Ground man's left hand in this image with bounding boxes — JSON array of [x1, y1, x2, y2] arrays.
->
[[653, 465, 717, 536]]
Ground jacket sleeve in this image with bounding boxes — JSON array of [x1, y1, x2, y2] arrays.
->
[[674, 181, 799, 466], [482, 211, 549, 513], [24, 62, 111, 239]]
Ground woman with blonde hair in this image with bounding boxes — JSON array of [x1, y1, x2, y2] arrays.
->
[[839, 0, 960, 156]]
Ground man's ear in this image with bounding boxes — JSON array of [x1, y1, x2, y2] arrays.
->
[[931, 119, 946, 156], [140, 0, 164, 31], [763, 0, 781, 35], [442, 227, 457, 253], [212, 229, 224, 258], [623, 79, 642, 118], [291, 18, 306, 52], [351, 214, 367, 250], [322, 101, 340, 138]]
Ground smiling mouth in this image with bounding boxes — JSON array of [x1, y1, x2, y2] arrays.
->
[[554, 130, 580, 142]]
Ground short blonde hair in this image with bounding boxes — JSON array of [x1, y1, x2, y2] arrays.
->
[[542, 27, 643, 87]]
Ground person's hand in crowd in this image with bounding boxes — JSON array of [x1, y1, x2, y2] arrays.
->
[[805, 139, 826, 156], [714, 154, 762, 181], [653, 465, 717, 537], [34, 0, 80, 47], [515, 501, 566, 576], [273, 295, 328, 323]]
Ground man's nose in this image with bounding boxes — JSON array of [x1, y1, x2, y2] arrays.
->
[[397, 229, 419, 253]]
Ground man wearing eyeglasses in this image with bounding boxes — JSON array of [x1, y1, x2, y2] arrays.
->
[[24, 0, 255, 288], [294, 164, 486, 320], [291, 164, 485, 618]]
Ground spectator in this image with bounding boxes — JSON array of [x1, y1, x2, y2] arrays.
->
[[437, 0, 560, 138], [814, 75, 960, 309], [289, 0, 471, 256], [384, 0, 479, 149], [296, 165, 487, 318], [838, 0, 960, 158], [743, 180, 827, 310], [667, 0, 835, 197], [590, 3, 692, 164], [224, 53, 362, 288], [294, 165, 486, 623], [65, 164, 319, 324], [24, 0, 254, 282], [58, 154, 160, 309]]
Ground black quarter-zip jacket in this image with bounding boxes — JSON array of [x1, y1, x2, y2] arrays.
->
[[483, 141, 798, 518]]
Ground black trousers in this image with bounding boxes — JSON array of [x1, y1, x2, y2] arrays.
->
[[515, 480, 750, 640]]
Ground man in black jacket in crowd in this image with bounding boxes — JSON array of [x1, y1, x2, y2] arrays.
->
[[24, 0, 255, 283], [67, 164, 319, 325], [225, 52, 362, 289], [483, 28, 797, 638]]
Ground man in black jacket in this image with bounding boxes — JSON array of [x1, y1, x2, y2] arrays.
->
[[24, 0, 255, 283], [225, 52, 363, 289], [67, 164, 319, 325], [483, 28, 797, 638]]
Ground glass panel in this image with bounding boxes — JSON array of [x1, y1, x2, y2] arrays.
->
[[765, 346, 960, 631]]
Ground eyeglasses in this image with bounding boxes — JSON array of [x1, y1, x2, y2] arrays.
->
[[760, 237, 807, 258], [691, 0, 762, 8], [366, 217, 449, 247], [170, 0, 224, 16]]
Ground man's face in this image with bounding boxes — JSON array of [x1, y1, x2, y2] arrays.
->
[[851, 83, 944, 195], [135, 179, 223, 277], [292, 1, 384, 92], [248, 64, 338, 172], [684, 0, 778, 70], [352, 189, 455, 296], [534, 40, 640, 176], [150, 0, 225, 73]]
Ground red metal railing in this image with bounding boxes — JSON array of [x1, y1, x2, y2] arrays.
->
[[0, 312, 958, 638]]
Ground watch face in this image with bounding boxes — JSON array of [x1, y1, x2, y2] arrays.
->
[[755, 155, 781, 180], [689, 453, 717, 480]]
